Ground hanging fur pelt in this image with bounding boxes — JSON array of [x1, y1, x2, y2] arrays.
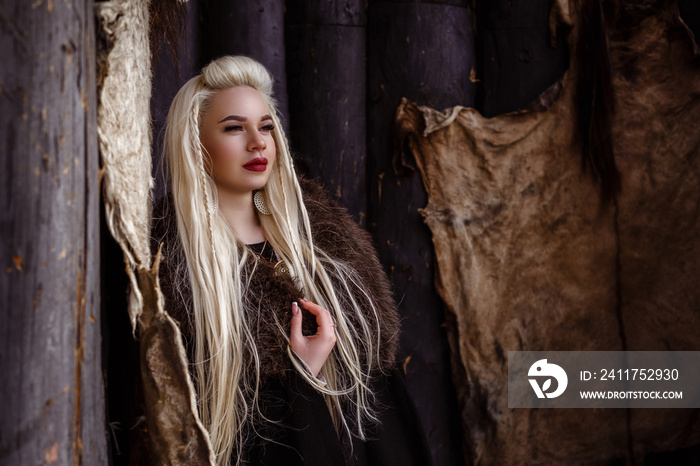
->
[[395, 0, 700, 464], [96, 0, 214, 464]]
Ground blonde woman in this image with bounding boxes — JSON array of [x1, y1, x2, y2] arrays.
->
[[149, 55, 432, 466]]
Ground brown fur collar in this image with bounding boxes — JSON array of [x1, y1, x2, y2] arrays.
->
[[151, 177, 400, 383]]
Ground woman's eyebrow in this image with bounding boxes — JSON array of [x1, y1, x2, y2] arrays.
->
[[218, 114, 273, 123], [218, 115, 246, 123]]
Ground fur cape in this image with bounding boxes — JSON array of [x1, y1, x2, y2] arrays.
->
[[151, 176, 401, 385]]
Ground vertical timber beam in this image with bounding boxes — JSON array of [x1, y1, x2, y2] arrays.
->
[[0, 0, 105, 465], [201, 0, 289, 124], [474, 0, 570, 116], [285, 0, 367, 221], [151, 0, 202, 199], [366, 1, 476, 464]]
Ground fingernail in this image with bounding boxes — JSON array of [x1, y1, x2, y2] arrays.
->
[[292, 302, 298, 315]]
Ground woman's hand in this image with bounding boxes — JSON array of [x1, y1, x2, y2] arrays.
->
[[290, 298, 337, 377]]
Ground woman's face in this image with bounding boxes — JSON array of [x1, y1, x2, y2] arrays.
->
[[199, 86, 277, 195]]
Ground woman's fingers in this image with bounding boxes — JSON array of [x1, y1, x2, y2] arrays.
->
[[299, 298, 335, 338], [289, 299, 337, 377]]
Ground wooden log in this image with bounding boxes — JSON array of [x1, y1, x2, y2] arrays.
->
[[0, 1, 106, 464], [366, 1, 476, 464], [200, 0, 289, 124], [473, 0, 570, 117], [151, 0, 202, 199], [285, 0, 367, 221]]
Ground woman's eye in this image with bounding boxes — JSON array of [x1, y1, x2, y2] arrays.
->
[[224, 125, 243, 132], [260, 124, 275, 133]]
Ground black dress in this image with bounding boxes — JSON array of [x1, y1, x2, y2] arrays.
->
[[244, 241, 434, 466], [245, 366, 433, 466]]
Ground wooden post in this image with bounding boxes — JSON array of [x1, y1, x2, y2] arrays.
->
[[366, 1, 476, 464], [285, 0, 367, 221], [0, 0, 105, 464], [200, 0, 290, 124], [151, 0, 202, 199], [474, 0, 570, 116]]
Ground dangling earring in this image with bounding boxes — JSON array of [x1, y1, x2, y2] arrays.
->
[[254, 189, 271, 216]]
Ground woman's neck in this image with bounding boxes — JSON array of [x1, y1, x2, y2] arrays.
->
[[216, 189, 266, 244]]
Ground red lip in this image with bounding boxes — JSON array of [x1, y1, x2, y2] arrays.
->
[[243, 157, 268, 171]]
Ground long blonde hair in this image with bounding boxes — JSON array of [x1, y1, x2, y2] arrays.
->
[[164, 56, 386, 465]]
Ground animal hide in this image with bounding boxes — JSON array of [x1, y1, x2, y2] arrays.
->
[[395, 0, 700, 464], [96, 0, 214, 464], [96, 0, 153, 325]]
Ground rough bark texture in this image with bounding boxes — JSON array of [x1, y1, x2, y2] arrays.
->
[[0, 0, 105, 464], [395, 0, 700, 464], [366, 2, 476, 464], [286, 0, 367, 222]]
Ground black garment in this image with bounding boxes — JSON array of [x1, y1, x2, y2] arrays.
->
[[248, 240, 276, 263], [247, 367, 433, 466], [242, 240, 433, 466]]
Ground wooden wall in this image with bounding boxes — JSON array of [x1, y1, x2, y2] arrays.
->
[[4, 0, 697, 464], [0, 1, 106, 464]]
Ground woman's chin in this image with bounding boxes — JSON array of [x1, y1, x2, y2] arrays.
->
[[215, 178, 270, 196]]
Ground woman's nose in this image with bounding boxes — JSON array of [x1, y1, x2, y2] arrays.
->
[[248, 132, 266, 151]]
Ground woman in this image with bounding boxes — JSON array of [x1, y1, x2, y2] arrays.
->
[[152, 55, 432, 466]]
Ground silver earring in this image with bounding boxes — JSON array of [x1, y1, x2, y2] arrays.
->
[[254, 189, 271, 215]]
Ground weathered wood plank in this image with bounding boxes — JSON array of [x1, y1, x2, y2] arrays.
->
[[0, 0, 105, 464], [285, 0, 367, 222], [151, 0, 202, 200], [366, 2, 476, 465], [200, 0, 289, 124], [473, 0, 570, 116]]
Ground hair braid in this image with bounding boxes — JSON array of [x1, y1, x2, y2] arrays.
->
[[190, 100, 217, 257]]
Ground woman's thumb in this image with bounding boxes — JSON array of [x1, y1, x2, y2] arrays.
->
[[290, 301, 303, 341]]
